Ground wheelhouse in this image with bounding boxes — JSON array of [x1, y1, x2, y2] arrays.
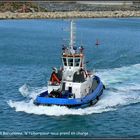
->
[[62, 54, 84, 68]]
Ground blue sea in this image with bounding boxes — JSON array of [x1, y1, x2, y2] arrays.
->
[[0, 18, 140, 138]]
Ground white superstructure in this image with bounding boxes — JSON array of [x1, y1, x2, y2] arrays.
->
[[48, 20, 94, 98]]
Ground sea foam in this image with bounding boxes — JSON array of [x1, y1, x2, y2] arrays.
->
[[8, 63, 140, 116]]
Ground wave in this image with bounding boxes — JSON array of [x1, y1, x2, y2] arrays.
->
[[96, 63, 140, 86], [7, 89, 140, 116], [19, 84, 48, 99], [8, 63, 140, 116]]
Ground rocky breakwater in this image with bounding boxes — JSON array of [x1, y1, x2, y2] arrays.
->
[[0, 11, 140, 19]]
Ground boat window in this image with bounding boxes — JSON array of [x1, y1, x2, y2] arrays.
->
[[74, 58, 80, 66], [63, 58, 67, 66], [68, 58, 73, 66]]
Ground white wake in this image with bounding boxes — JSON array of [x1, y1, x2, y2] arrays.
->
[[8, 63, 140, 116]]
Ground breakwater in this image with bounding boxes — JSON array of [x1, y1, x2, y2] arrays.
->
[[0, 11, 140, 19]]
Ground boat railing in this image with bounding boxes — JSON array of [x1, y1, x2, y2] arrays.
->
[[48, 81, 60, 86]]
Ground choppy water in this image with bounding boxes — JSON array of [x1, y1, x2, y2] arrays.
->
[[0, 18, 140, 138]]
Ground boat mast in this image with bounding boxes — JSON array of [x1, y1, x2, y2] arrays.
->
[[69, 20, 76, 54]]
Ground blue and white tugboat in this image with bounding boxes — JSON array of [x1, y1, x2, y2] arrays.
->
[[34, 20, 105, 108]]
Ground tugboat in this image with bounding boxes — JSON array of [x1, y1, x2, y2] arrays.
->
[[34, 20, 105, 108]]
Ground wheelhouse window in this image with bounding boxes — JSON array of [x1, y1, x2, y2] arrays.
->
[[63, 57, 81, 67], [68, 58, 73, 66], [63, 58, 67, 66], [74, 58, 80, 66]]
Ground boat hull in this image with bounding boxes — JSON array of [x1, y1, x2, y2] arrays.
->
[[33, 76, 104, 108]]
